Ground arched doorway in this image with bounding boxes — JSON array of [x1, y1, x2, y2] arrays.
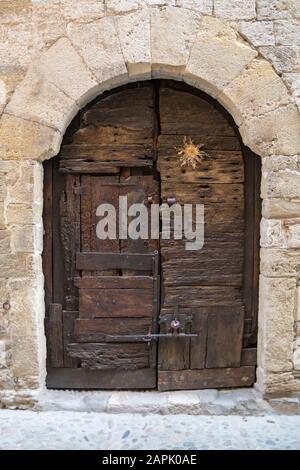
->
[[43, 80, 261, 391]]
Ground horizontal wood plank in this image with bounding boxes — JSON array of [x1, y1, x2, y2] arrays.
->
[[67, 343, 151, 370], [59, 161, 121, 174], [158, 366, 256, 391], [79, 288, 153, 318], [76, 252, 157, 272], [47, 368, 156, 389], [74, 318, 152, 342], [60, 144, 154, 163], [74, 276, 153, 290]]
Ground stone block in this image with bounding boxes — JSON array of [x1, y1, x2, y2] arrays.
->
[[260, 248, 300, 277], [259, 46, 300, 73], [293, 338, 300, 370], [258, 276, 296, 373], [0, 114, 62, 161], [6, 203, 42, 226], [263, 199, 300, 219], [288, 0, 300, 18], [261, 155, 299, 172], [7, 161, 43, 206], [0, 23, 33, 69], [8, 276, 45, 389], [0, 0, 32, 23], [67, 17, 128, 91], [262, 169, 300, 199], [275, 20, 300, 46], [0, 230, 11, 254], [116, 8, 151, 80], [0, 203, 5, 230], [0, 80, 6, 112], [106, 0, 144, 13], [238, 21, 275, 47], [257, 0, 290, 20], [107, 391, 169, 413], [240, 105, 300, 157], [62, 0, 105, 21], [184, 16, 257, 97], [5, 67, 79, 133], [282, 72, 300, 110], [36, 38, 99, 108], [176, 0, 213, 13], [11, 224, 43, 254], [260, 218, 284, 248], [151, 6, 201, 79], [214, 0, 256, 20], [282, 219, 300, 248], [220, 59, 291, 125]]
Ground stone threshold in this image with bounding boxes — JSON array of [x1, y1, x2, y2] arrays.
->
[[1, 388, 300, 415]]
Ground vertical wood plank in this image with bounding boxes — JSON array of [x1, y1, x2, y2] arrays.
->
[[63, 310, 80, 368], [190, 312, 208, 369], [52, 159, 65, 305], [43, 159, 53, 309], [206, 308, 244, 368], [48, 304, 64, 368]]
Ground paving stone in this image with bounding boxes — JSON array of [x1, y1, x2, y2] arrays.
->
[[0, 410, 299, 449]]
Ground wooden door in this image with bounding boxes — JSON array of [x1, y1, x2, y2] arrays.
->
[[44, 81, 260, 391], [156, 83, 260, 391], [44, 84, 160, 389]]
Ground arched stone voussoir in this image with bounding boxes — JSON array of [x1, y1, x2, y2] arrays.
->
[[150, 6, 202, 80], [4, 65, 79, 136], [183, 16, 258, 98], [219, 59, 292, 127], [0, 113, 62, 162], [4, 38, 101, 136], [239, 104, 300, 157], [115, 7, 152, 82], [66, 16, 129, 93]]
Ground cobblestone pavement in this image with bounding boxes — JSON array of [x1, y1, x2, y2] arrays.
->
[[0, 411, 300, 450]]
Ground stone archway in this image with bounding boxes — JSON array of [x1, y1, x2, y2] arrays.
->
[[1, 6, 300, 404]]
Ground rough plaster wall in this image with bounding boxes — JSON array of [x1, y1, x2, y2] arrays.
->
[[1, 0, 300, 402]]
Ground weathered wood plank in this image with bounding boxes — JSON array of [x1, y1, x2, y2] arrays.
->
[[47, 368, 156, 389], [60, 175, 81, 310], [60, 162, 120, 174], [159, 87, 236, 137], [76, 252, 156, 272], [43, 159, 53, 309], [190, 313, 208, 369], [67, 343, 151, 370], [161, 182, 243, 204], [241, 348, 257, 366], [206, 308, 244, 368], [158, 366, 256, 391], [157, 149, 244, 184], [74, 318, 151, 342], [163, 286, 243, 307], [63, 310, 80, 368], [158, 133, 241, 151], [79, 288, 153, 318], [74, 276, 153, 289], [60, 144, 154, 164], [48, 304, 64, 368]]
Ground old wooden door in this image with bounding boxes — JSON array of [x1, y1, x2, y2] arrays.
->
[[44, 81, 260, 390], [44, 84, 160, 389], [156, 83, 260, 390]]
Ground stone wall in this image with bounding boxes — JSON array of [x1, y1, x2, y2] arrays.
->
[[1, 0, 300, 406]]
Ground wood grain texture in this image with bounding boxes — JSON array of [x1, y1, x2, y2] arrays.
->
[[48, 304, 64, 368], [158, 367, 256, 391]]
